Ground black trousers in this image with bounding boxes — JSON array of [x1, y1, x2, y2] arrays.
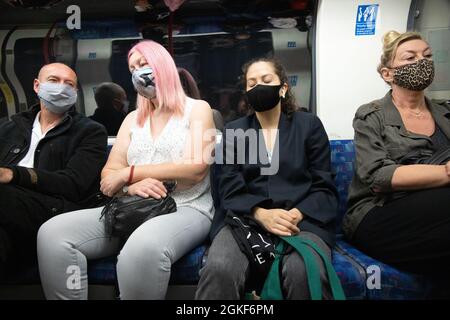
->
[[196, 226, 332, 300], [0, 184, 77, 276], [353, 187, 450, 275]]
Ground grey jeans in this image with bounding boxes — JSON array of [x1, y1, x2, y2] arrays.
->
[[195, 226, 332, 300], [37, 205, 211, 300]]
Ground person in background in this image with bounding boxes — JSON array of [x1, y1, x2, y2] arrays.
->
[[343, 31, 450, 275], [90, 82, 129, 136], [0, 63, 107, 278], [178, 67, 201, 100], [178, 67, 224, 132]]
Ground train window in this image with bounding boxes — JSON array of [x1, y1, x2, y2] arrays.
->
[[0, 0, 314, 122], [109, 29, 310, 125], [107, 32, 275, 123], [110, 39, 140, 113], [14, 38, 45, 109], [171, 32, 274, 123]]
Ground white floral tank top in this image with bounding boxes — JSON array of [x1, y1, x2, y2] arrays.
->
[[127, 98, 214, 220]]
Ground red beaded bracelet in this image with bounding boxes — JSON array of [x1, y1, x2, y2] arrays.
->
[[127, 165, 135, 185]]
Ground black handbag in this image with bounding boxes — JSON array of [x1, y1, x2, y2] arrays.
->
[[398, 147, 450, 165], [387, 147, 450, 202], [100, 181, 177, 239], [225, 210, 281, 295]]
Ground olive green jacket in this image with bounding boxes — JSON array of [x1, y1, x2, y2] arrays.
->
[[342, 91, 450, 239]]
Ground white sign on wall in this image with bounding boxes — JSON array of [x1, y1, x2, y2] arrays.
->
[[316, 0, 412, 140]]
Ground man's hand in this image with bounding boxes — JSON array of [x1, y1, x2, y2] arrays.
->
[[253, 207, 300, 237], [100, 167, 129, 197], [0, 167, 13, 184]]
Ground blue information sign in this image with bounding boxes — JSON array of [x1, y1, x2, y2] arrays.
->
[[355, 4, 379, 36]]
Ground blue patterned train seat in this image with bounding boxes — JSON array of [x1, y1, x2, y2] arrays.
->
[[329, 140, 367, 299]]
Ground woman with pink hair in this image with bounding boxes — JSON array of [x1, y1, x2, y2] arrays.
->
[[36, 40, 216, 299]]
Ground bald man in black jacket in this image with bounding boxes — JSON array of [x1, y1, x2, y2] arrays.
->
[[0, 63, 107, 277]]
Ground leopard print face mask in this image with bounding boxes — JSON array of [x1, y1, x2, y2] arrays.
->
[[392, 59, 435, 91]]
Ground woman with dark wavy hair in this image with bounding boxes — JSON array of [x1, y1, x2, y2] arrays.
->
[[240, 57, 299, 118], [196, 57, 339, 300]]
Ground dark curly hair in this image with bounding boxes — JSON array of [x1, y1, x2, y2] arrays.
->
[[241, 57, 299, 119]]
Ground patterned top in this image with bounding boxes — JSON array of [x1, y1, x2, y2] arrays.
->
[[430, 123, 450, 151], [127, 98, 214, 220]]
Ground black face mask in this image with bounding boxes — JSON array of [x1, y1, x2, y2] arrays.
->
[[246, 84, 283, 112]]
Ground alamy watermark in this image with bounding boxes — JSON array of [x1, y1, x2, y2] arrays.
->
[[171, 121, 280, 176], [366, 265, 381, 290], [66, 5, 81, 30], [66, 265, 81, 290]]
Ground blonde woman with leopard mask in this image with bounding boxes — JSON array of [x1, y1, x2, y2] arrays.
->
[[342, 31, 450, 275]]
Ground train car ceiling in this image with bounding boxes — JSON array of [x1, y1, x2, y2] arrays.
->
[[0, 1, 313, 28]]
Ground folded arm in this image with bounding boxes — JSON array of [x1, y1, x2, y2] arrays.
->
[[353, 113, 450, 193]]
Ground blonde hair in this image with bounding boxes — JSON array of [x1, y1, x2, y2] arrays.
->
[[377, 30, 424, 78]]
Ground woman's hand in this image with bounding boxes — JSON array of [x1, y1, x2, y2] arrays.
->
[[100, 167, 129, 197], [253, 207, 300, 237], [127, 178, 168, 199], [289, 208, 304, 226]]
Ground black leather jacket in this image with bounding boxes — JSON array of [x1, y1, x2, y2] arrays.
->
[[0, 104, 108, 208]]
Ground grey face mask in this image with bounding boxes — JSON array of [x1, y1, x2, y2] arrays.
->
[[131, 66, 156, 99], [37, 82, 77, 114]]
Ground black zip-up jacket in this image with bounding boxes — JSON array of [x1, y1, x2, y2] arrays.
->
[[0, 104, 108, 208]]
